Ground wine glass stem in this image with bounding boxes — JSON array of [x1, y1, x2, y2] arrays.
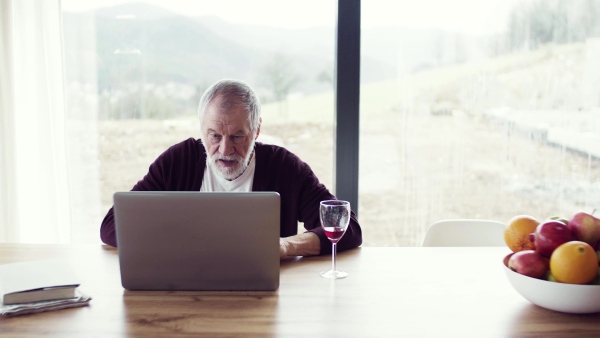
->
[[332, 242, 337, 272]]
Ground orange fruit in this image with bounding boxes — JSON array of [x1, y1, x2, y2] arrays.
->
[[550, 241, 598, 284], [504, 215, 539, 252]]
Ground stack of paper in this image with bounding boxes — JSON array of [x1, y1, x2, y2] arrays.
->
[[0, 291, 91, 317], [0, 259, 92, 317]]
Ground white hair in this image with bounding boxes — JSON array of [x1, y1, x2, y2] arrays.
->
[[197, 79, 261, 132]]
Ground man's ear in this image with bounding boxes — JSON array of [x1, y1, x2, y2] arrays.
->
[[255, 118, 262, 140]]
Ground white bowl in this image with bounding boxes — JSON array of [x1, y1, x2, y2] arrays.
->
[[503, 254, 600, 314]]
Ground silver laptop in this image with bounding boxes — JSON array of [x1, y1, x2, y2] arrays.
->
[[113, 191, 280, 291]]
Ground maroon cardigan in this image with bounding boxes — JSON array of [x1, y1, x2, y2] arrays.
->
[[100, 139, 362, 255]]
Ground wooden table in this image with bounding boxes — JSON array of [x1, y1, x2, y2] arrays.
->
[[0, 244, 599, 337]]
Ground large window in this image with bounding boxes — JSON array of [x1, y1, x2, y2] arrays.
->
[[5, 0, 597, 245], [61, 0, 337, 243], [359, 0, 600, 246]]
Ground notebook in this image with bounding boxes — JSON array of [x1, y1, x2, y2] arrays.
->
[[113, 191, 280, 291]]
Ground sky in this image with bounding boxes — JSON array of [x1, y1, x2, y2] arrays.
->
[[61, 0, 522, 35]]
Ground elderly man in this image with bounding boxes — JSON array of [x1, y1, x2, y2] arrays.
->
[[100, 79, 362, 257]]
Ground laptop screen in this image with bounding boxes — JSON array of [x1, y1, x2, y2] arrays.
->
[[113, 191, 280, 291]]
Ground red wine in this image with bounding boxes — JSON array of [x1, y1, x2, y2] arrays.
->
[[324, 226, 346, 243]]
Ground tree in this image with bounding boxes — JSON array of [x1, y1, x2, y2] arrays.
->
[[259, 53, 301, 117], [505, 0, 598, 51], [317, 68, 333, 85]]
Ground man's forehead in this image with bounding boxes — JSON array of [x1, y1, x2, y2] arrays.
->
[[206, 126, 249, 135], [204, 116, 249, 129], [204, 111, 250, 134], [203, 95, 252, 130]]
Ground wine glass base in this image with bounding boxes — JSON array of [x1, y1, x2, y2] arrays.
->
[[320, 269, 348, 279]]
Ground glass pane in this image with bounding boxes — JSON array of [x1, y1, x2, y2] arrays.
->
[[61, 0, 336, 242], [360, 0, 600, 246]]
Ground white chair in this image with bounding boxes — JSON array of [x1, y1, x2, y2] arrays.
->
[[422, 219, 506, 247]]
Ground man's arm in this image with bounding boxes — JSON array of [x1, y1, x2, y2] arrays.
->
[[253, 143, 362, 256], [279, 232, 320, 258]]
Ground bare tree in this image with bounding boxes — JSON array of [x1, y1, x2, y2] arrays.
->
[[506, 0, 599, 51], [260, 53, 301, 118], [316, 68, 333, 85]]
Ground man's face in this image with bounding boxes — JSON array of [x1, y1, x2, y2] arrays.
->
[[201, 96, 259, 180]]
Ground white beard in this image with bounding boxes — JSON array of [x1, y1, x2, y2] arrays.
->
[[204, 138, 255, 181]]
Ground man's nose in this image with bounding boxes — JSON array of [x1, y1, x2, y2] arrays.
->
[[218, 137, 235, 156]]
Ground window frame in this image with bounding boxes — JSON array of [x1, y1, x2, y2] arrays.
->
[[335, 0, 361, 215]]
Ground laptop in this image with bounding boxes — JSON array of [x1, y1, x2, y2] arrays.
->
[[113, 191, 280, 291]]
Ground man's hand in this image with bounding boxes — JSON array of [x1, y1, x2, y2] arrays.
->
[[279, 232, 320, 258]]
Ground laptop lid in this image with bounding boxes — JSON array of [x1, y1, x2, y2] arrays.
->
[[113, 191, 280, 291]]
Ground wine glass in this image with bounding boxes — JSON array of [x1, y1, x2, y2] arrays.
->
[[319, 200, 351, 279]]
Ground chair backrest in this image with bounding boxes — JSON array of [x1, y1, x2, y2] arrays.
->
[[422, 219, 506, 247]]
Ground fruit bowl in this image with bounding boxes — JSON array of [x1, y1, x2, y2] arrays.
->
[[503, 254, 600, 314]]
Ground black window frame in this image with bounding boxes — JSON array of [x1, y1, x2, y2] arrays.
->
[[334, 0, 360, 215]]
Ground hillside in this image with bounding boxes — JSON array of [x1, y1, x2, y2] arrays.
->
[[62, 2, 489, 105]]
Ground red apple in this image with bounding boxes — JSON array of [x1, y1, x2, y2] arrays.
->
[[531, 220, 573, 258], [567, 211, 600, 247], [508, 250, 549, 279]]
